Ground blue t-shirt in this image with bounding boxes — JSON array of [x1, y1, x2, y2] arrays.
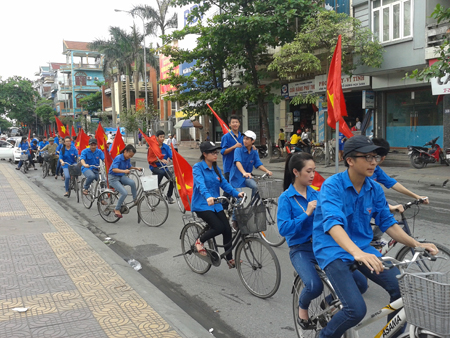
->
[[18, 142, 29, 154], [370, 166, 398, 189], [39, 141, 49, 151], [229, 146, 263, 188], [312, 170, 397, 269], [30, 143, 38, 151], [56, 143, 64, 155], [277, 184, 318, 247], [150, 143, 172, 171], [59, 146, 78, 169], [80, 148, 105, 174], [191, 161, 239, 212], [220, 131, 243, 174], [54, 137, 60, 145], [109, 154, 131, 177]]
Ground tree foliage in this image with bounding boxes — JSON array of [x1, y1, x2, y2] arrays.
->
[[0, 117, 12, 131], [35, 98, 56, 126], [0, 76, 39, 126], [268, 10, 384, 105], [405, 4, 450, 81], [161, 0, 322, 145]]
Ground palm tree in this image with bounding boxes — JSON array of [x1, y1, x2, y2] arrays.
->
[[132, 1, 178, 46]]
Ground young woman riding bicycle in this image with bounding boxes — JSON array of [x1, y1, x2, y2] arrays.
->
[[192, 141, 244, 269], [277, 152, 367, 331], [108, 144, 142, 218], [59, 136, 78, 197]]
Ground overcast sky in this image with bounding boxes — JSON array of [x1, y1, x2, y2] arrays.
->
[[0, 1, 175, 81]]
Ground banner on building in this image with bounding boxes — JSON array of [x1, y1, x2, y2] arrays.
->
[[136, 98, 145, 111], [315, 74, 371, 92], [160, 49, 179, 95]]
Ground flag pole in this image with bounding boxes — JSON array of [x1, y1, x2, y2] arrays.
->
[[335, 120, 339, 173]]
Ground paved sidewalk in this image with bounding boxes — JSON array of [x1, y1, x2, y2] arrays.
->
[[0, 163, 210, 338]]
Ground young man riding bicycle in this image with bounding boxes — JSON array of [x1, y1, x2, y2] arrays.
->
[[312, 135, 438, 338], [80, 138, 105, 195]]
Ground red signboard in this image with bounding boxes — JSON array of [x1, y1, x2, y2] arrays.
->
[[135, 98, 145, 111], [160, 54, 179, 95]]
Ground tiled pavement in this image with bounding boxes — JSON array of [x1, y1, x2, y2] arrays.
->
[[0, 163, 183, 338]]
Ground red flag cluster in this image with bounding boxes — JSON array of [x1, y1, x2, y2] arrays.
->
[[55, 117, 69, 138], [110, 127, 125, 159], [75, 129, 90, 155], [95, 123, 113, 176], [171, 144, 193, 211]]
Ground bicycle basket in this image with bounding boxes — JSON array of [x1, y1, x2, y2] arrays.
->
[[20, 154, 28, 161], [68, 163, 82, 177], [256, 179, 284, 199], [235, 203, 267, 235], [43, 153, 51, 162], [399, 271, 450, 337]]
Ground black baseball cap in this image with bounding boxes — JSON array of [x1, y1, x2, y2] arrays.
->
[[343, 135, 382, 158], [200, 141, 221, 153], [89, 138, 98, 145]]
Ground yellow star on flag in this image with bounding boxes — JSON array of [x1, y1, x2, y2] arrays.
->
[[76, 142, 80, 147], [100, 145, 104, 150], [176, 175, 192, 190], [117, 146, 120, 155], [61, 126, 66, 133], [327, 90, 334, 109]]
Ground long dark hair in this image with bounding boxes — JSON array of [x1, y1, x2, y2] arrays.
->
[[120, 144, 136, 155], [62, 136, 71, 155], [20, 136, 27, 145], [283, 152, 314, 190], [200, 154, 221, 182]]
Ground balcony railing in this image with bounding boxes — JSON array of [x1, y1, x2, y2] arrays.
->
[[60, 64, 103, 72], [425, 22, 449, 59], [60, 84, 101, 92]]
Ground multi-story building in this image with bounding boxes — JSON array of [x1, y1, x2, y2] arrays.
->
[[49, 63, 69, 115], [34, 66, 53, 100], [60, 40, 104, 117]]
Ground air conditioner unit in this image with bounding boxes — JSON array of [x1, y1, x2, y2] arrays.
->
[[94, 77, 99, 81], [121, 75, 126, 81], [87, 76, 92, 80]]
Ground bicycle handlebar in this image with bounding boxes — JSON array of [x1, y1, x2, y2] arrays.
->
[[402, 197, 428, 211], [214, 193, 247, 207]]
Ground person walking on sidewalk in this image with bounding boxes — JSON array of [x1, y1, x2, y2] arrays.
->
[[108, 145, 142, 218], [80, 139, 105, 195], [138, 131, 142, 146], [40, 137, 58, 175], [172, 134, 179, 152], [59, 137, 78, 197], [148, 130, 175, 204], [192, 141, 245, 268]]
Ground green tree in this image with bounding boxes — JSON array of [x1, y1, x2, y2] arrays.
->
[[0, 117, 12, 131], [268, 10, 384, 105], [0, 76, 38, 126], [161, 0, 323, 149], [405, 4, 450, 81], [35, 98, 56, 127]]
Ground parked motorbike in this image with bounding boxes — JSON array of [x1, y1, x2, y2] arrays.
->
[[256, 144, 280, 158], [407, 136, 450, 169]]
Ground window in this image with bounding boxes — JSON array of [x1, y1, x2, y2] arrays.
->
[[372, 0, 412, 43]]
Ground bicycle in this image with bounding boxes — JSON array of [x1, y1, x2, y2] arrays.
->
[[19, 152, 30, 174], [156, 164, 185, 213], [80, 161, 108, 209], [178, 194, 281, 299], [97, 169, 169, 227], [311, 142, 325, 164], [41, 151, 50, 178], [62, 162, 81, 203]]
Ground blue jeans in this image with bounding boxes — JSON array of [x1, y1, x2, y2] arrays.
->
[[18, 154, 34, 168], [83, 169, 99, 190], [320, 259, 404, 338], [290, 243, 367, 310], [152, 167, 173, 198], [55, 160, 63, 176], [237, 178, 258, 199], [63, 167, 70, 192], [108, 175, 137, 211]]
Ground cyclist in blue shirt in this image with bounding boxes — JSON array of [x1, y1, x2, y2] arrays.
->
[[80, 138, 105, 195], [54, 132, 60, 145], [59, 136, 79, 197], [312, 135, 437, 338], [28, 140, 38, 170], [108, 144, 142, 218], [55, 142, 65, 180], [16, 136, 30, 170], [192, 141, 244, 268], [148, 130, 175, 204], [229, 130, 272, 198], [38, 136, 49, 164]]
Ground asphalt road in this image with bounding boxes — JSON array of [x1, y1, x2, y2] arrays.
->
[[15, 154, 450, 338]]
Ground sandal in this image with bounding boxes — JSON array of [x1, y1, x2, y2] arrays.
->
[[195, 239, 207, 256], [55, 175, 58, 180], [64, 192, 69, 197], [82, 189, 89, 195], [297, 317, 315, 330], [226, 259, 243, 269], [114, 211, 123, 219]]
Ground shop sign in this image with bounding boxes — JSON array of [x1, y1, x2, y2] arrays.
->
[[318, 99, 326, 143], [362, 90, 375, 109], [285, 126, 294, 133], [288, 80, 315, 98], [281, 84, 289, 98], [430, 73, 450, 95], [315, 74, 371, 92]]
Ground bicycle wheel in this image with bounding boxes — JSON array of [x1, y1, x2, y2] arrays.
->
[[408, 325, 443, 338], [260, 199, 285, 247], [97, 191, 120, 223], [137, 192, 169, 227], [235, 237, 281, 298], [313, 148, 325, 164], [173, 187, 186, 214], [42, 162, 48, 178], [180, 222, 212, 274], [395, 241, 450, 274], [80, 178, 95, 209], [293, 275, 337, 338], [73, 176, 80, 203]]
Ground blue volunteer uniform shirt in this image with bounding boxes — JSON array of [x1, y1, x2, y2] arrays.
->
[[18, 142, 29, 154], [150, 143, 172, 171], [80, 148, 105, 174], [39, 141, 49, 151], [56, 143, 64, 155], [59, 146, 78, 169], [54, 137, 59, 145], [192, 161, 240, 212], [30, 143, 38, 151], [220, 131, 243, 174], [277, 184, 318, 247], [32, 138, 39, 144], [109, 154, 131, 177], [229, 146, 263, 188], [312, 170, 397, 270], [370, 166, 398, 189]]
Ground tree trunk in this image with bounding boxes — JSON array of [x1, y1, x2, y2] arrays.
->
[[258, 96, 272, 157], [134, 68, 139, 112], [110, 75, 117, 127]]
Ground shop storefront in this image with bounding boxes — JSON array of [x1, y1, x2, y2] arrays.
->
[[385, 87, 443, 148]]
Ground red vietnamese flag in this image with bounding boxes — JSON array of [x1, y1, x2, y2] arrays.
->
[[75, 128, 90, 155], [66, 124, 70, 138], [27, 129, 31, 143], [44, 129, 48, 138], [95, 123, 107, 151], [310, 171, 325, 191], [55, 117, 69, 138], [207, 104, 230, 135], [171, 144, 193, 211], [326, 35, 353, 139], [71, 125, 77, 137], [110, 127, 125, 159], [139, 128, 163, 166]]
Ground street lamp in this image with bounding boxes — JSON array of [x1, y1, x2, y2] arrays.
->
[[115, 9, 149, 119]]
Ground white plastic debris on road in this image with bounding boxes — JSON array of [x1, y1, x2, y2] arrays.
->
[[127, 259, 142, 271], [12, 308, 28, 312]]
